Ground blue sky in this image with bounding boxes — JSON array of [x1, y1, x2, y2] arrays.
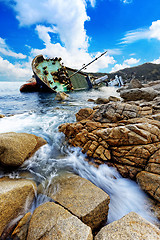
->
[[0, 0, 160, 81]]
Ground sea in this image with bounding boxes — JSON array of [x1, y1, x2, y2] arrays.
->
[[0, 81, 158, 224]]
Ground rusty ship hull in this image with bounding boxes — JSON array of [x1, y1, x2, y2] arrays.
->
[[31, 55, 92, 93]]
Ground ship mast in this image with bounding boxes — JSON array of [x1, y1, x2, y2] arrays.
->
[[69, 50, 107, 78]]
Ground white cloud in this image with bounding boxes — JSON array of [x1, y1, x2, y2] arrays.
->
[[11, 0, 90, 50], [0, 37, 29, 81], [130, 53, 136, 56], [0, 37, 27, 59], [121, 0, 132, 3], [152, 57, 160, 64], [0, 0, 116, 75], [31, 40, 115, 72], [4, 0, 115, 72], [149, 20, 160, 40], [111, 57, 140, 72], [121, 20, 160, 44], [0, 37, 5, 45], [88, 0, 96, 7], [35, 25, 56, 44], [86, 52, 116, 72], [107, 49, 122, 55], [111, 63, 129, 72], [121, 29, 149, 44], [124, 57, 140, 65], [0, 48, 26, 59], [0, 56, 32, 81]]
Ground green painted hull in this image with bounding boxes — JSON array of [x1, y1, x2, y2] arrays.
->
[[32, 55, 92, 93]]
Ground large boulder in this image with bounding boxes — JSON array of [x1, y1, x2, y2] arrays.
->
[[136, 147, 160, 202], [75, 102, 153, 123], [120, 87, 158, 101], [11, 212, 32, 240], [92, 96, 120, 105], [129, 78, 144, 89], [146, 148, 160, 175], [59, 117, 160, 180], [144, 80, 160, 87], [95, 212, 160, 240], [0, 132, 47, 167], [27, 202, 93, 240], [59, 102, 160, 202], [144, 81, 160, 92], [94, 97, 110, 104], [0, 177, 37, 237], [38, 173, 110, 230], [55, 92, 69, 101], [76, 108, 95, 122], [137, 171, 160, 202]]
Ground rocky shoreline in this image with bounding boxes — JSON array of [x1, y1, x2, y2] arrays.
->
[[0, 79, 160, 239], [59, 79, 160, 202]]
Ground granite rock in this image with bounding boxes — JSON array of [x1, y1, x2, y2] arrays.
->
[[27, 202, 93, 240], [120, 87, 158, 101], [0, 132, 47, 167], [38, 172, 110, 230], [95, 212, 160, 240], [0, 177, 36, 237], [137, 171, 160, 202]]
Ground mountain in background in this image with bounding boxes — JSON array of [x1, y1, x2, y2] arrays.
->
[[89, 63, 160, 83]]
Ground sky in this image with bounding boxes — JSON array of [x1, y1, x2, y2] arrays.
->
[[0, 0, 160, 81]]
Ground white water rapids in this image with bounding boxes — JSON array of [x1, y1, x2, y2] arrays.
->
[[0, 83, 158, 226], [21, 144, 156, 225]]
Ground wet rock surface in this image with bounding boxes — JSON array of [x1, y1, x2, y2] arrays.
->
[[1, 79, 160, 239], [120, 87, 159, 101], [59, 115, 160, 175], [76, 102, 153, 123], [11, 212, 32, 240], [129, 78, 144, 89], [0, 177, 37, 236], [55, 91, 69, 101], [0, 132, 47, 167], [95, 212, 160, 240], [137, 171, 160, 202], [27, 202, 93, 240], [59, 100, 160, 205], [38, 172, 110, 231]]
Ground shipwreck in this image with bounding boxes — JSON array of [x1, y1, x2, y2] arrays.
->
[[20, 55, 95, 93], [20, 51, 108, 93], [20, 51, 123, 93]]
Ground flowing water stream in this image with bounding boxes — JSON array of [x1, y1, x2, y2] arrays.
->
[[0, 82, 158, 225]]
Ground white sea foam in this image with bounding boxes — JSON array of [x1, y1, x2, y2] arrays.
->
[[0, 82, 158, 225], [55, 147, 157, 224], [22, 144, 157, 224]]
